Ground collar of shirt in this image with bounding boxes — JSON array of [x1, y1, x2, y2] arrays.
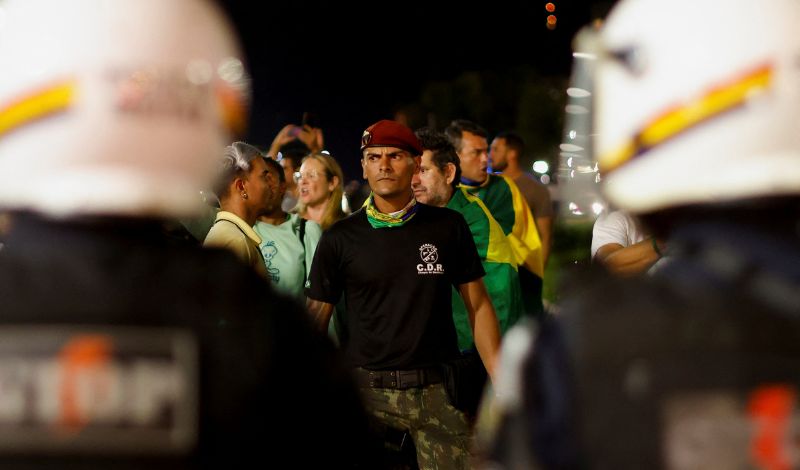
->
[[215, 210, 262, 245]]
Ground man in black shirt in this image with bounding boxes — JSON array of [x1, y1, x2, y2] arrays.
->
[[307, 120, 501, 469]]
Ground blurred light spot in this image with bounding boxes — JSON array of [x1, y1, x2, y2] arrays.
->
[[595, 173, 602, 183], [568, 129, 577, 140], [592, 202, 604, 215], [568, 202, 583, 215], [218, 58, 244, 83], [565, 104, 589, 114], [186, 60, 213, 85], [547, 15, 557, 25], [569, 169, 575, 179], [321, 150, 330, 155], [560, 143, 583, 152], [566, 157, 573, 168], [545, 2, 556, 12], [532, 160, 549, 174], [567, 87, 591, 98], [540, 174, 551, 184], [573, 52, 596, 60]]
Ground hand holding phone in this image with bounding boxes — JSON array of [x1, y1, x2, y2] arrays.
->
[[288, 125, 302, 137]]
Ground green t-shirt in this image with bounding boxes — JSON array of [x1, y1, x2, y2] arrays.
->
[[254, 214, 322, 300], [447, 188, 524, 350]]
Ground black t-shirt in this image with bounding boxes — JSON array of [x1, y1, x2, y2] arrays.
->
[[0, 213, 378, 469], [307, 204, 485, 370]]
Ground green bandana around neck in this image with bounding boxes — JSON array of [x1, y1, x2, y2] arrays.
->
[[363, 192, 418, 229]]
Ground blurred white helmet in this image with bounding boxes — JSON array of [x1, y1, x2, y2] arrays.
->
[[591, 0, 800, 214], [0, 0, 249, 217]]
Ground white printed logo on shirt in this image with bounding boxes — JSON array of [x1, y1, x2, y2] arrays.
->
[[417, 243, 444, 275]]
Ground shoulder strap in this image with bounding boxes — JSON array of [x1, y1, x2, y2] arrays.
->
[[298, 218, 307, 245], [214, 218, 247, 237], [297, 218, 308, 285]]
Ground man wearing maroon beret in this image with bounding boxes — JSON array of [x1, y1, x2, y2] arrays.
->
[[306, 119, 501, 468]]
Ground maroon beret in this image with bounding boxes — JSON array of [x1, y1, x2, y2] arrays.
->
[[360, 120, 423, 156]]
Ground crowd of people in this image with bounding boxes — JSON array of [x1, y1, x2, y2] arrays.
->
[[1, 0, 799, 468], [187, 116, 551, 467]]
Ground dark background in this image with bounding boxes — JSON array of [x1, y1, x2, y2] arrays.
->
[[217, 0, 616, 181]]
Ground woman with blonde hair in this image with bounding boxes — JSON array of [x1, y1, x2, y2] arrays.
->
[[295, 152, 348, 230]]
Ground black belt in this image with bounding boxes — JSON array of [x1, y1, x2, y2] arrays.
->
[[354, 366, 443, 390]]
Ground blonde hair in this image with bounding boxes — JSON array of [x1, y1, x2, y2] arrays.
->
[[296, 153, 347, 230]]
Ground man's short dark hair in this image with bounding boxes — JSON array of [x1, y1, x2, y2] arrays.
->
[[495, 131, 525, 156], [415, 127, 461, 190], [444, 119, 488, 153], [263, 156, 285, 183]]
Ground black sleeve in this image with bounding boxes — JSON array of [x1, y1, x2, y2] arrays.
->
[[305, 229, 344, 304], [450, 211, 486, 286]]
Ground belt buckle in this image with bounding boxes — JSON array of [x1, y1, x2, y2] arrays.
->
[[398, 369, 421, 389]]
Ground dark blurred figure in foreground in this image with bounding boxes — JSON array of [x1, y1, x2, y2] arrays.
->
[[481, 0, 800, 468], [0, 0, 373, 468]]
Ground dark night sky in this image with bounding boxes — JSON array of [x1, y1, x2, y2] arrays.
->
[[218, 0, 614, 180]]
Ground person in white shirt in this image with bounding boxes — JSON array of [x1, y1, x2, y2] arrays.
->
[[591, 209, 664, 276]]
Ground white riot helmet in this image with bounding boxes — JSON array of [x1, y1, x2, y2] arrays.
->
[[589, 0, 800, 214], [0, 0, 249, 217]]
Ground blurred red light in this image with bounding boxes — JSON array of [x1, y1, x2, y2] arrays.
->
[[545, 2, 556, 12]]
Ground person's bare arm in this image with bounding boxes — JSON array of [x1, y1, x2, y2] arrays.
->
[[458, 278, 501, 382], [297, 126, 324, 153], [267, 124, 298, 157], [594, 238, 662, 276], [306, 298, 335, 333]]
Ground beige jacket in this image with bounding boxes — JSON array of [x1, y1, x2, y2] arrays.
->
[[204, 211, 268, 278]]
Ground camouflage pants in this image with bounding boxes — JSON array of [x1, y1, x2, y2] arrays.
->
[[361, 383, 472, 469]]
